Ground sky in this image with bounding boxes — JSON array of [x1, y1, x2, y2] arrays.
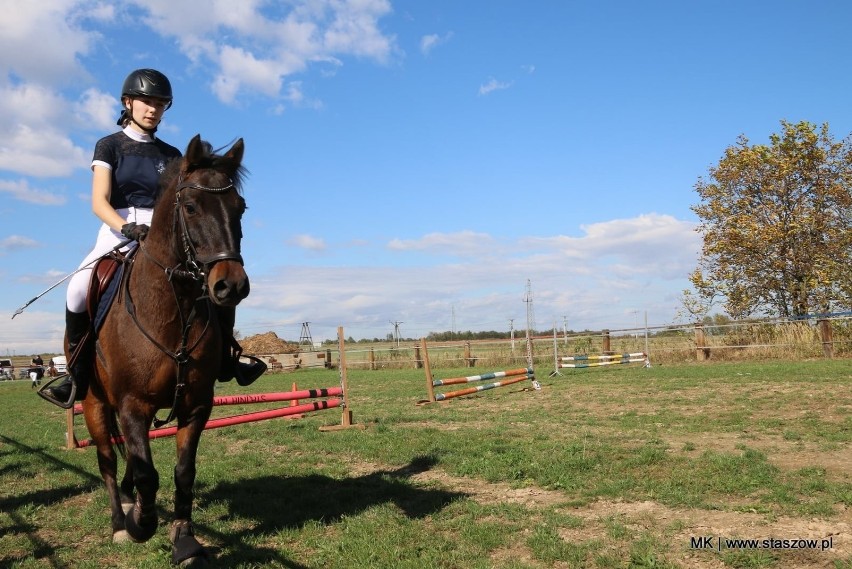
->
[[1, 0, 850, 354]]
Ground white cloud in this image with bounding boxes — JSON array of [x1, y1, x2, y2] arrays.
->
[[78, 88, 120, 131], [388, 230, 494, 257], [420, 32, 453, 55], [0, 179, 67, 206], [0, 124, 89, 178], [290, 234, 327, 251], [0, 1, 98, 85], [0, 235, 41, 252], [0, 82, 96, 177], [478, 77, 513, 96], [239, 214, 701, 340], [129, 0, 397, 104]]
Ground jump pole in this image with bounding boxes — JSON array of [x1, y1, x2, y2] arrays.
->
[[74, 398, 343, 448], [418, 337, 538, 404], [319, 326, 365, 431], [558, 352, 650, 369], [435, 371, 532, 401], [66, 372, 356, 448]]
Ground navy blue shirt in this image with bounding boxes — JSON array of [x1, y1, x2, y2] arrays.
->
[[92, 129, 182, 209]]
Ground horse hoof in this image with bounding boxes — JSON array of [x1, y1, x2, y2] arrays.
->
[[125, 505, 158, 543], [171, 521, 208, 567], [113, 530, 131, 543], [178, 555, 209, 568]]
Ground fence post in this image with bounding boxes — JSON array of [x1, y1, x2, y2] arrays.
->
[[695, 323, 709, 361], [601, 329, 611, 354], [414, 343, 422, 369], [369, 347, 376, 370], [464, 341, 476, 367], [819, 319, 834, 359]]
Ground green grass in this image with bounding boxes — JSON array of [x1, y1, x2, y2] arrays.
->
[[1, 360, 851, 568]]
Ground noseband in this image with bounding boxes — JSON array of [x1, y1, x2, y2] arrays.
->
[[172, 176, 244, 282]]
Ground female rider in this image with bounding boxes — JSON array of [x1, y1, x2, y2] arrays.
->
[[42, 69, 265, 408]]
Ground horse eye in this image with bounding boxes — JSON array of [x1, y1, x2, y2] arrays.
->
[[184, 202, 197, 215]]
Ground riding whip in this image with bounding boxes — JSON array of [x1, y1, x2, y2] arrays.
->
[[11, 238, 134, 319]]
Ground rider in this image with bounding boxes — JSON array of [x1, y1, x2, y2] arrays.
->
[[41, 69, 266, 408]]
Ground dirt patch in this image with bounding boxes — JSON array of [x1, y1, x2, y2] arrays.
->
[[564, 499, 850, 569], [343, 458, 851, 568], [663, 431, 852, 476]]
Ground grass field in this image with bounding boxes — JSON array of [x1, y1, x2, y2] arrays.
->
[[1, 359, 850, 568]]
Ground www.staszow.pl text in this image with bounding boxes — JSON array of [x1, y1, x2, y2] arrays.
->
[[691, 536, 833, 551]]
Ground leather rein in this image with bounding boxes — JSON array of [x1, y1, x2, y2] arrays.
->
[[123, 176, 242, 427]]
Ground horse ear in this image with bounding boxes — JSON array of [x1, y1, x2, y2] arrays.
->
[[224, 138, 244, 165], [184, 134, 205, 165]]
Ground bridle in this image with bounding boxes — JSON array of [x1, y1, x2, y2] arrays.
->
[[174, 176, 244, 278], [124, 174, 245, 426]]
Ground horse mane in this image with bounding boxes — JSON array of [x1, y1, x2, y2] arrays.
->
[[158, 139, 247, 198]]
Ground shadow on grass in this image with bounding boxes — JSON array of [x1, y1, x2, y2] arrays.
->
[[0, 434, 101, 511], [0, 434, 103, 569], [196, 454, 466, 567]]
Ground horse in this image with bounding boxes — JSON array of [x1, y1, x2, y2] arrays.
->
[[82, 135, 250, 566]]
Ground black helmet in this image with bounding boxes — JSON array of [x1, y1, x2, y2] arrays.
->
[[121, 68, 173, 103], [117, 68, 173, 126]]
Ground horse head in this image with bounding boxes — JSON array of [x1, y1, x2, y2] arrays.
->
[[165, 134, 250, 307]]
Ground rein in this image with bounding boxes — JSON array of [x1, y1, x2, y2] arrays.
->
[[124, 176, 241, 427]]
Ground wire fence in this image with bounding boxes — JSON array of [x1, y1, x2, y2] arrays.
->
[[331, 315, 852, 372]]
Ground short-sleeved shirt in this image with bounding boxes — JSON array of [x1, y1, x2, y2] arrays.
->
[[91, 128, 182, 209]]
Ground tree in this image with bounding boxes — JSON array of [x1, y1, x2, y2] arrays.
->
[[689, 120, 852, 319]]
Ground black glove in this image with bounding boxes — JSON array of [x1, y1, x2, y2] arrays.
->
[[121, 222, 150, 241]]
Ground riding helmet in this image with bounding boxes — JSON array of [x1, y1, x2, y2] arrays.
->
[[122, 69, 173, 103], [116, 68, 173, 125]]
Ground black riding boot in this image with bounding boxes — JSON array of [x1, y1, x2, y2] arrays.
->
[[39, 309, 92, 408], [216, 306, 266, 386]]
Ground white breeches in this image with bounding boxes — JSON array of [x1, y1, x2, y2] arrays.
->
[[66, 207, 153, 313]]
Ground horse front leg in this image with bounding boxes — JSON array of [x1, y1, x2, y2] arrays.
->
[[119, 414, 160, 543], [170, 403, 212, 566]]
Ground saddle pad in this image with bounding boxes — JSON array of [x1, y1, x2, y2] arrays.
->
[[90, 245, 137, 333]]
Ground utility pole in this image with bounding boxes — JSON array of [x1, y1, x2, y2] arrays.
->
[[523, 279, 536, 337], [389, 320, 403, 347], [299, 322, 314, 351]]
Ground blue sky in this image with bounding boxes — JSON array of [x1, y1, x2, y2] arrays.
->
[[1, 1, 850, 354]]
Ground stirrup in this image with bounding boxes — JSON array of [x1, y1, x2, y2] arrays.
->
[[37, 374, 77, 409]]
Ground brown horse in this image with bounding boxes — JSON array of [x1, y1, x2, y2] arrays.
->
[[83, 135, 249, 566]]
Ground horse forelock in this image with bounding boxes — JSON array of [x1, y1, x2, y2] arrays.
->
[[156, 143, 246, 207]]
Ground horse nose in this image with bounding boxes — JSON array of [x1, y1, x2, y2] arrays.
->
[[211, 267, 250, 305]]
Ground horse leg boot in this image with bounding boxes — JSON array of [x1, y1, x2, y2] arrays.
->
[[39, 308, 92, 408], [216, 305, 266, 386]]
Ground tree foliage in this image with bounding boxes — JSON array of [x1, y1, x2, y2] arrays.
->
[[690, 120, 852, 319]]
